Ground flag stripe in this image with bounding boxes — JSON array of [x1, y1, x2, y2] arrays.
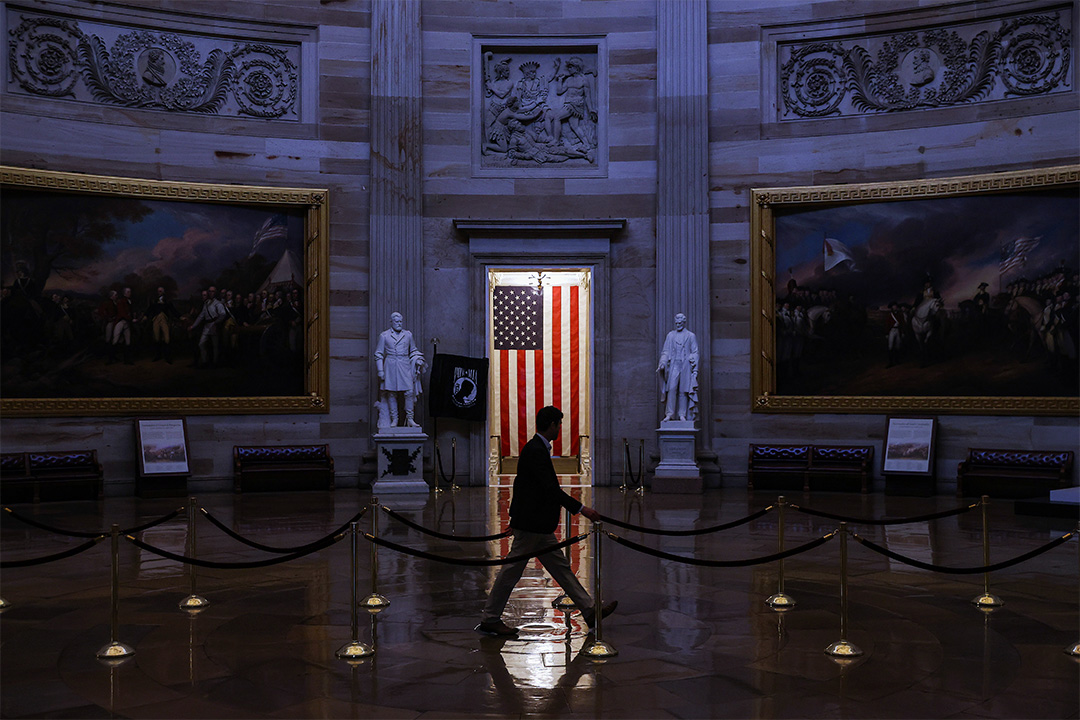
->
[[551, 286, 563, 456], [517, 349, 528, 453], [570, 285, 580, 458]]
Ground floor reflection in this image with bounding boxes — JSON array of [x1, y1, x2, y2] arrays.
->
[[0, 487, 1076, 719]]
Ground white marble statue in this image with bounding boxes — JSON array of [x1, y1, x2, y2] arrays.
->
[[656, 312, 699, 422], [374, 311, 426, 428]]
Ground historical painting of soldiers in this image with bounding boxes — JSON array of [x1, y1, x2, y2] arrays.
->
[[752, 166, 1079, 414], [0, 167, 329, 416]]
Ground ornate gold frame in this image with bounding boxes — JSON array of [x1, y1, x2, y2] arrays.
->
[[0, 166, 329, 416], [750, 164, 1080, 415]]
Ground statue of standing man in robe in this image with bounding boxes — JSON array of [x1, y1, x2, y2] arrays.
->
[[374, 311, 426, 428], [656, 312, 699, 423]]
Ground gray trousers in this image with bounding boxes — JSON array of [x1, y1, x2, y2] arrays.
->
[[482, 528, 594, 621]]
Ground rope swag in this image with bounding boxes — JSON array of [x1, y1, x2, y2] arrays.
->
[[605, 530, 837, 567], [852, 530, 1076, 574], [789, 501, 978, 526], [595, 506, 774, 536], [3, 505, 184, 538], [126, 530, 346, 569], [379, 505, 511, 542], [199, 506, 367, 554], [362, 531, 587, 567], [0, 536, 106, 568]]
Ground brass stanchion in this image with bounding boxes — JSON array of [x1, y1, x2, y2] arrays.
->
[[1067, 523, 1079, 658], [636, 439, 646, 496], [361, 497, 390, 610], [583, 522, 617, 658], [620, 438, 628, 492], [337, 521, 375, 660], [97, 524, 135, 660], [766, 495, 795, 610], [824, 523, 862, 659], [553, 507, 576, 622], [179, 497, 208, 613], [971, 496, 1003, 609]]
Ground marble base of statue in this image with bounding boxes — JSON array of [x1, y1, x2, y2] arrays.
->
[[372, 426, 430, 494], [653, 420, 702, 493]]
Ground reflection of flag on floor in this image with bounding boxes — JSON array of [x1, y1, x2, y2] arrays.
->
[[428, 353, 488, 422], [249, 214, 289, 257], [823, 237, 857, 272], [492, 285, 587, 459], [1000, 236, 1040, 275]]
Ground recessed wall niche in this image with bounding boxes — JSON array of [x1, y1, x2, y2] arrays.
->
[[472, 37, 607, 178]]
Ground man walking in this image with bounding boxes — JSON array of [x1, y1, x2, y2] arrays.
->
[[478, 405, 617, 637]]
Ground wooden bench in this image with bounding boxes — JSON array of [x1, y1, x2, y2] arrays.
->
[[2, 450, 104, 503], [809, 445, 874, 493], [957, 449, 1075, 499], [233, 444, 335, 493], [749, 443, 874, 493], [748, 444, 810, 492]]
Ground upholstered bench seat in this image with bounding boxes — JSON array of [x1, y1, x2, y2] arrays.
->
[[748, 444, 810, 492], [233, 445, 335, 493], [1, 450, 104, 503], [809, 445, 873, 493], [957, 449, 1074, 499]]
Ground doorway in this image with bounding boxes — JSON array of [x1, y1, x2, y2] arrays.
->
[[487, 267, 592, 484]]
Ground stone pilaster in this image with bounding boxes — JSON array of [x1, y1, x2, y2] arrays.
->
[[370, 0, 423, 364], [656, 0, 710, 438]]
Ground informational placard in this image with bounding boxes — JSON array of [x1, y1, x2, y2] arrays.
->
[[882, 417, 936, 476], [136, 418, 190, 476]]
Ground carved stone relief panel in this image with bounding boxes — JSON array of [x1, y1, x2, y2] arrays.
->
[[474, 38, 606, 177], [775, 5, 1072, 121], [6, 7, 301, 120]]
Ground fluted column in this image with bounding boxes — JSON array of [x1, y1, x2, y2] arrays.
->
[[370, 0, 423, 353], [657, 0, 710, 436]]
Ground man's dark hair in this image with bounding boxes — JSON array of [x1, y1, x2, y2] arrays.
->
[[535, 405, 563, 433]]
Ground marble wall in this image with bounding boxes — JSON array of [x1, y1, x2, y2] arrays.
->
[[0, 0, 1076, 494]]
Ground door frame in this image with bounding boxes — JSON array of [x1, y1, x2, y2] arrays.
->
[[458, 219, 622, 486]]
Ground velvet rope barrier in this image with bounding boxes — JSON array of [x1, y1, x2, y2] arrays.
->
[[379, 505, 512, 542], [199, 507, 368, 554], [595, 505, 774, 536], [788, 501, 978, 526], [125, 530, 346, 569], [604, 530, 837, 567], [362, 532, 588, 566], [1, 536, 106, 568], [3, 505, 185, 538], [852, 530, 1076, 574]]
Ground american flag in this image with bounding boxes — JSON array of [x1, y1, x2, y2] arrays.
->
[[492, 284, 587, 460], [1000, 236, 1040, 275], [249, 214, 289, 257]]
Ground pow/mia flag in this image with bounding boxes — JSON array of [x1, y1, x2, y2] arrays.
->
[[428, 353, 488, 422]]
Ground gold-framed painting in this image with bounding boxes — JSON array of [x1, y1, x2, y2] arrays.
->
[[751, 165, 1079, 415], [0, 166, 329, 416]]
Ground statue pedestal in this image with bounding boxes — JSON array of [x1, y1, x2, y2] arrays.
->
[[653, 421, 701, 493], [372, 427, 429, 494]]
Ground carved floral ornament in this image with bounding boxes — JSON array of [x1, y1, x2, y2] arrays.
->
[[7, 13, 298, 119], [779, 12, 1071, 119]]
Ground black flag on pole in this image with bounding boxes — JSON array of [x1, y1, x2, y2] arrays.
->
[[428, 353, 488, 422]]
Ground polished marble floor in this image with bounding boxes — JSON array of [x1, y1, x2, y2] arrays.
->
[[1, 486, 1077, 719]]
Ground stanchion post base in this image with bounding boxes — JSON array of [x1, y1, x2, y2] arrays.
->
[[766, 592, 796, 611], [582, 639, 618, 659], [971, 593, 1004, 609], [96, 641, 135, 660], [0, 597, 9, 611], [336, 641, 375, 660], [1066, 642, 1080, 658], [361, 594, 390, 611], [824, 639, 863, 657], [552, 595, 576, 611], [179, 594, 209, 612]]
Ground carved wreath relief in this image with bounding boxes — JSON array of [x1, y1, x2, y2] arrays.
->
[[479, 48, 600, 169], [779, 10, 1071, 119], [7, 11, 299, 119]]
